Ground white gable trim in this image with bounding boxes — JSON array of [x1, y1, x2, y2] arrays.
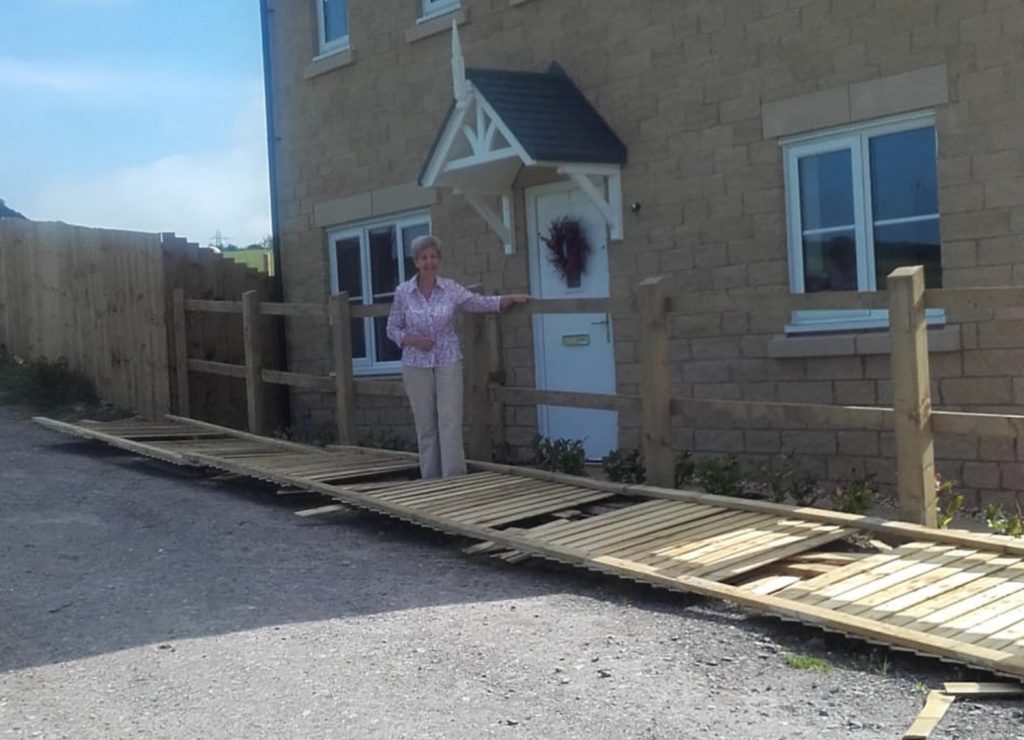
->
[[558, 165, 624, 241]]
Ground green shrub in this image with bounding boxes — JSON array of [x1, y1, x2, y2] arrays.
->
[[758, 454, 819, 507], [0, 349, 97, 409], [674, 451, 696, 488], [693, 454, 745, 497], [601, 448, 646, 484], [532, 435, 586, 476], [834, 475, 877, 515], [985, 504, 1024, 538]]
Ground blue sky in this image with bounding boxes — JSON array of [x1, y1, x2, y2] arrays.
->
[[0, 0, 271, 246]]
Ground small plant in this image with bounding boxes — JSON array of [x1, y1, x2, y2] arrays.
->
[[759, 455, 794, 504], [674, 451, 696, 488], [788, 475, 820, 507], [985, 503, 1024, 538], [834, 474, 877, 515], [0, 349, 98, 409], [783, 653, 831, 672], [758, 454, 821, 507], [532, 435, 586, 476], [601, 448, 646, 484], [693, 454, 745, 498], [936, 476, 965, 529], [867, 649, 892, 677]]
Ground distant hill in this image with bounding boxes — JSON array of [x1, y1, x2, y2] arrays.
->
[[0, 200, 27, 219]]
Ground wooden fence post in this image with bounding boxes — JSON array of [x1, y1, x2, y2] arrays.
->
[[888, 265, 937, 527], [638, 276, 674, 488], [172, 288, 191, 417], [466, 313, 492, 461], [242, 290, 266, 434], [330, 292, 356, 445]]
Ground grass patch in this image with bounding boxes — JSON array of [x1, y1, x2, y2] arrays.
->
[[783, 653, 832, 672], [0, 346, 98, 409]]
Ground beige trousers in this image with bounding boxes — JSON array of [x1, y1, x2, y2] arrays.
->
[[401, 362, 466, 478]]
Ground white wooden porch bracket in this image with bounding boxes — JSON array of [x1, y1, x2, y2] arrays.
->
[[558, 166, 624, 241], [459, 190, 516, 255]]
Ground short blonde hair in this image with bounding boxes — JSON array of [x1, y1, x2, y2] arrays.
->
[[410, 234, 442, 260]]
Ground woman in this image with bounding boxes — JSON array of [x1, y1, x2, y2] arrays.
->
[[386, 234, 530, 479]]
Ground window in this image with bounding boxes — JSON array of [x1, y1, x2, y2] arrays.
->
[[783, 112, 941, 332], [316, 0, 349, 56], [420, 0, 460, 21], [327, 213, 430, 374]]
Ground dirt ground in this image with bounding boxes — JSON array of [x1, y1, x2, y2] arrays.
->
[[1, 408, 1022, 739]]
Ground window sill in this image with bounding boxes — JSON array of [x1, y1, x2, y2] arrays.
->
[[304, 46, 355, 79], [330, 369, 402, 378], [767, 324, 961, 359], [406, 7, 467, 43]]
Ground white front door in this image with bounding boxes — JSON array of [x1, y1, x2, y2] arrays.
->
[[527, 181, 618, 460]]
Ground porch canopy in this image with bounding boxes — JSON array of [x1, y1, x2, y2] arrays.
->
[[418, 25, 627, 254]]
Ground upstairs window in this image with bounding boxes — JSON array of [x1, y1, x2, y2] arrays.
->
[[327, 213, 430, 374], [316, 0, 349, 56], [783, 112, 941, 331], [420, 0, 460, 21]]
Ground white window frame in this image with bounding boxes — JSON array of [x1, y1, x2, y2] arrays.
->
[[419, 0, 460, 22], [327, 211, 431, 375], [782, 111, 943, 334], [315, 0, 349, 58]]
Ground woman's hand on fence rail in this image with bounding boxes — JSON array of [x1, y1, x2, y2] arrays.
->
[[499, 294, 531, 311]]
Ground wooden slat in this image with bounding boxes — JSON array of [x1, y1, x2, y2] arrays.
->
[[942, 682, 1024, 696], [259, 301, 328, 319], [881, 558, 1022, 628], [187, 358, 246, 379], [506, 297, 611, 314], [185, 298, 242, 314], [490, 386, 638, 412], [903, 690, 955, 740], [262, 368, 334, 391]]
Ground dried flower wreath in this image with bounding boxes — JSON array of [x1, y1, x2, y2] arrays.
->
[[540, 216, 590, 287]]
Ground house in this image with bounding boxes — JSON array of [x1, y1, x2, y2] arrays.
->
[[260, 0, 1024, 503]]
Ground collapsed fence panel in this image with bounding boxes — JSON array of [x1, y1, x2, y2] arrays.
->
[[34, 414, 1024, 682]]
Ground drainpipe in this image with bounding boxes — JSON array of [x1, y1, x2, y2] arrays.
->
[[259, 0, 284, 296], [259, 0, 291, 427]]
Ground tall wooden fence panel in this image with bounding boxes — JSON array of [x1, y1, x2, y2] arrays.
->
[[0, 220, 170, 417], [161, 234, 282, 431], [0, 220, 282, 427]]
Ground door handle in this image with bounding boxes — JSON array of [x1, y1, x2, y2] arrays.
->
[[590, 313, 611, 342]]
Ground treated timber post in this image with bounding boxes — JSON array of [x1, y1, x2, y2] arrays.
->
[[638, 276, 674, 488], [172, 288, 191, 417], [241, 290, 266, 434], [466, 313, 492, 461], [330, 292, 356, 445], [888, 265, 937, 527]]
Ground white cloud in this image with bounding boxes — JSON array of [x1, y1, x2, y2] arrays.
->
[[0, 56, 232, 107], [22, 92, 272, 246]]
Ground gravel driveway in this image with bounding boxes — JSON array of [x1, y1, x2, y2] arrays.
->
[[1, 408, 1022, 739]]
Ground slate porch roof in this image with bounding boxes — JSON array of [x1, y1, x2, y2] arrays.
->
[[419, 62, 627, 185]]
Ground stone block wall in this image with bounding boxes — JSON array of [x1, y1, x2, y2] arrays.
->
[[266, 0, 1024, 505]]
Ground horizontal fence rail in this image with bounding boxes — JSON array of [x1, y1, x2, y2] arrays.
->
[[173, 269, 1024, 527]]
